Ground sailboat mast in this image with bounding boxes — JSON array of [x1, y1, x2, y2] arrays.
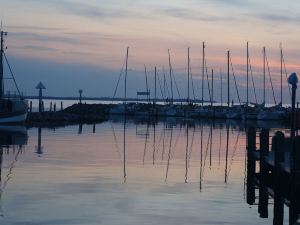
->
[[263, 46, 266, 104], [168, 49, 173, 104], [246, 42, 249, 106], [202, 42, 205, 107], [227, 51, 230, 108], [0, 31, 5, 100], [211, 69, 214, 107], [280, 43, 283, 104], [144, 65, 149, 103], [124, 47, 129, 105], [154, 66, 157, 104], [187, 47, 190, 104], [220, 70, 223, 107], [163, 69, 166, 102]]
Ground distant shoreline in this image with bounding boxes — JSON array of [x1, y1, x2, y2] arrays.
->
[[24, 96, 212, 103]]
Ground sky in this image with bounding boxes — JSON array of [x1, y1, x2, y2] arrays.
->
[[1, 0, 300, 104]]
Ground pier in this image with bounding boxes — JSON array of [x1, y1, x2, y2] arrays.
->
[[247, 127, 300, 225]]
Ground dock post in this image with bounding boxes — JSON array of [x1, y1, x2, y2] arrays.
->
[[61, 101, 63, 111], [93, 124, 96, 133], [273, 131, 285, 225], [78, 124, 83, 134], [54, 103, 56, 112], [247, 127, 256, 205], [50, 102, 52, 112], [79, 89, 83, 104], [41, 101, 44, 112], [36, 82, 46, 113], [29, 101, 32, 112], [290, 136, 300, 225], [258, 129, 269, 218]]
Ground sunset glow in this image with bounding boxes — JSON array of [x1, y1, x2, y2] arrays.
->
[[1, 0, 300, 102]]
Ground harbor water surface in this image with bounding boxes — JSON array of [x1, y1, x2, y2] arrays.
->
[[0, 119, 290, 224]]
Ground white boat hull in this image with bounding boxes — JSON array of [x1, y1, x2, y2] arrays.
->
[[257, 111, 285, 120], [226, 112, 242, 119], [0, 112, 27, 123]]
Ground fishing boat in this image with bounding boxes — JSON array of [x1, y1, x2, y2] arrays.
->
[[0, 30, 28, 124]]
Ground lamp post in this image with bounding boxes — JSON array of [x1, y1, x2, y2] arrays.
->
[[288, 72, 298, 138], [35, 82, 46, 113], [79, 89, 83, 104]]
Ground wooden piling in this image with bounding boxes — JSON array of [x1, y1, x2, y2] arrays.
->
[[29, 101, 32, 112], [41, 101, 44, 112], [259, 129, 269, 218], [54, 103, 56, 112], [290, 136, 300, 225], [273, 131, 285, 225], [247, 127, 256, 205], [61, 101, 63, 111], [50, 102, 53, 112]]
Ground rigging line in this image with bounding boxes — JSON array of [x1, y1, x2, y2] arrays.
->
[[142, 122, 150, 165], [110, 122, 122, 163], [155, 125, 165, 155], [205, 59, 212, 102], [190, 64, 196, 101], [165, 127, 173, 183], [171, 124, 183, 157], [282, 53, 292, 99], [201, 127, 211, 176], [218, 128, 222, 169], [171, 67, 182, 102], [165, 124, 183, 182], [243, 139, 247, 200], [188, 126, 196, 163], [152, 124, 156, 165], [3, 53, 21, 96], [248, 57, 258, 104], [229, 55, 241, 104], [161, 124, 166, 164], [185, 125, 189, 183], [1, 146, 22, 194], [162, 67, 171, 101], [165, 124, 183, 183], [199, 123, 203, 191], [144, 65, 150, 103], [112, 53, 126, 102], [265, 53, 277, 105], [156, 70, 165, 101], [227, 131, 241, 177]]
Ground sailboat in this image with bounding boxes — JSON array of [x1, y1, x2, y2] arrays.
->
[[163, 49, 184, 117], [257, 46, 286, 121], [225, 51, 243, 120], [0, 30, 28, 123], [110, 47, 134, 115], [242, 42, 262, 120]]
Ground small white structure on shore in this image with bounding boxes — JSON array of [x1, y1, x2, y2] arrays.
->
[[36, 82, 46, 113]]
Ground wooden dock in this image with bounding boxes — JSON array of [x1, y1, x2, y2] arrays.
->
[[247, 127, 300, 225]]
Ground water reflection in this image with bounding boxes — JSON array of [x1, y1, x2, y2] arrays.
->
[[0, 126, 28, 218], [1, 119, 299, 225], [108, 117, 246, 187], [246, 128, 300, 225], [36, 126, 43, 155]]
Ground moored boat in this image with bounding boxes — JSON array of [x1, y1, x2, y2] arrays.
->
[[0, 30, 27, 124]]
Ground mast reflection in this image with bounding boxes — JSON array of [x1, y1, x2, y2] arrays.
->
[[0, 126, 28, 218], [36, 127, 43, 155]]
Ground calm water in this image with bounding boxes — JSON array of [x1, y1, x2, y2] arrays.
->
[[0, 119, 290, 225]]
